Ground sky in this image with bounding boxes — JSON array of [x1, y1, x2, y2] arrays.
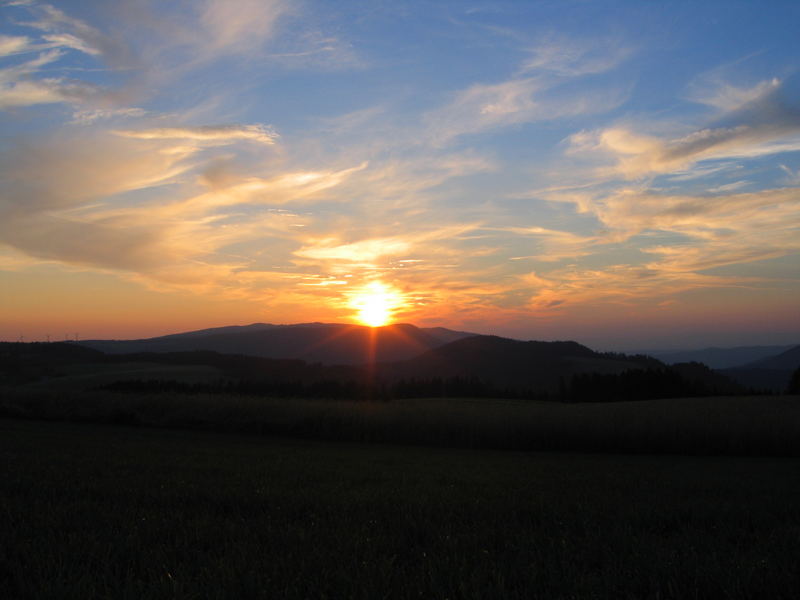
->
[[1, 0, 799, 351]]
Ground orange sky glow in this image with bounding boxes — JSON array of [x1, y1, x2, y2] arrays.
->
[[1, 1, 799, 350]]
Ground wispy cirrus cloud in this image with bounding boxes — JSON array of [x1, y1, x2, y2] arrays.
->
[[113, 124, 279, 145], [19, 2, 133, 66], [414, 32, 633, 144], [569, 79, 800, 179], [525, 183, 800, 311], [426, 51, 629, 144], [519, 33, 631, 77], [0, 47, 99, 108], [688, 77, 781, 112], [0, 34, 32, 57], [524, 264, 762, 312], [198, 0, 289, 56]]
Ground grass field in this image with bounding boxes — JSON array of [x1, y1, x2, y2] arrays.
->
[[18, 362, 224, 390], [2, 418, 800, 599], [2, 389, 799, 455]]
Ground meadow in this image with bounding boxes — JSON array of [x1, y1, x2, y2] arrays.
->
[[2, 388, 799, 455], [2, 417, 800, 599]]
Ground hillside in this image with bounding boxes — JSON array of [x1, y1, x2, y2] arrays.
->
[[719, 345, 800, 392], [384, 336, 660, 393], [4, 330, 747, 401], [78, 323, 475, 365], [744, 345, 800, 370], [645, 345, 797, 369]]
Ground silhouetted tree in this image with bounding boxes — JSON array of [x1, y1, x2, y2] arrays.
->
[[788, 366, 800, 394]]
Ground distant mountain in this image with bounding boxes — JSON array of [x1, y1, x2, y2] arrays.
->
[[78, 323, 476, 366], [743, 345, 800, 370], [383, 336, 658, 393], [718, 345, 800, 392], [6, 333, 747, 401], [643, 345, 797, 369], [156, 323, 279, 339]]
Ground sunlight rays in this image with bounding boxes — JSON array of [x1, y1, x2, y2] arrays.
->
[[349, 281, 402, 327]]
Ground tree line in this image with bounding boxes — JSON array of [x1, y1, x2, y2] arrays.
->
[[98, 365, 757, 402]]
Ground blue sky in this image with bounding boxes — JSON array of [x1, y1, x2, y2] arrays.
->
[[1, 0, 799, 349]]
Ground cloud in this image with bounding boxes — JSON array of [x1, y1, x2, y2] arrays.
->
[[199, 0, 289, 55], [0, 213, 169, 271], [20, 2, 132, 66], [70, 107, 147, 125], [1, 3, 795, 329], [571, 78, 800, 179], [536, 184, 800, 306], [265, 31, 363, 70], [705, 180, 749, 193], [489, 225, 600, 262], [175, 163, 369, 214], [113, 124, 279, 145], [0, 77, 98, 109], [665, 162, 741, 182], [0, 124, 373, 299], [0, 34, 32, 57], [519, 34, 631, 77], [525, 264, 759, 311], [0, 132, 198, 215], [532, 74, 800, 311], [0, 0, 304, 117], [425, 77, 541, 142], [0, 47, 102, 109], [689, 77, 781, 112], [582, 186, 798, 239], [41, 32, 101, 56], [295, 237, 412, 263], [418, 33, 631, 144], [424, 35, 631, 145], [426, 77, 625, 143], [779, 164, 800, 185]]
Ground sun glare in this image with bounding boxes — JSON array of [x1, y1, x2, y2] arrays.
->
[[351, 282, 400, 327]]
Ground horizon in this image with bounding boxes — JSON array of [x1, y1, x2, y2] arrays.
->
[[2, 1, 800, 350], [4, 319, 798, 355]]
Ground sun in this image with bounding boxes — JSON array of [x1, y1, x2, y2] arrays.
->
[[350, 282, 401, 327]]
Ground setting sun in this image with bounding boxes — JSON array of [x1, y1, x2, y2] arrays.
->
[[350, 282, 401, 327]]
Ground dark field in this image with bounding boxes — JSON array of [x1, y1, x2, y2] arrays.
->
[[3, 390, 800, 455], [2, 418, 800, 599]]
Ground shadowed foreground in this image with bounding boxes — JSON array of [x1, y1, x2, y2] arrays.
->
[[2, 390, 799, 455], [2, 418, 800, 599]]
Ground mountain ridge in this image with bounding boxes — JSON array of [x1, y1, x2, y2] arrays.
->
[[639, 344, 797, 369], [77, 323, 477, 366], [4, 329, 746, 400]]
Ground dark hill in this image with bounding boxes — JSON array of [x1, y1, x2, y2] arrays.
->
[[156, 323, 279, 339], [720, 345, 800, 392], [744, 345, 800, 370], [78, 323, 475, 366], [0, 341, 103, 362], [5, 334, 746, 401], [644, 345, 796, 369], [384, 336, 652, 392], [0, 342, 106, 385]]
